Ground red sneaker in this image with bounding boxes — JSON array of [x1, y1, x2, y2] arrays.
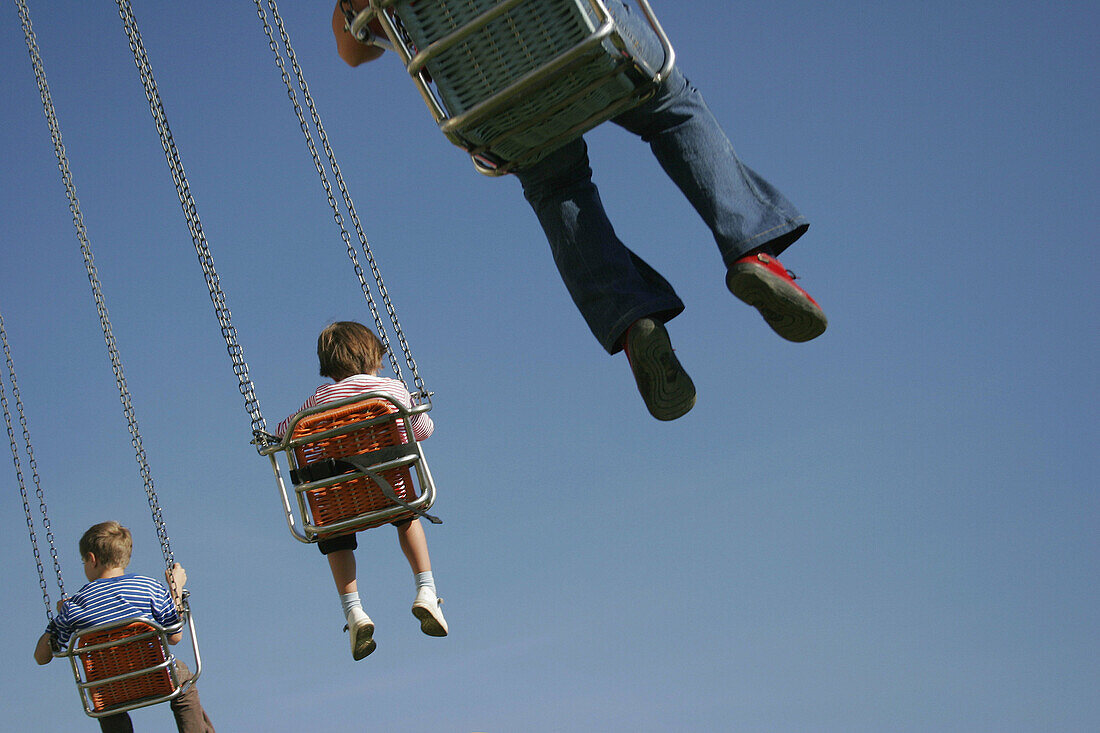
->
[[726, 252, 827, 342]]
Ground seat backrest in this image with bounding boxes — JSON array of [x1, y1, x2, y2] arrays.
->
[[391, 0, 667, 172], [397, 0, 611, 113], [291, 398, 409, 468], [76, 621, 176, 712], [290, 397, 418, 531]]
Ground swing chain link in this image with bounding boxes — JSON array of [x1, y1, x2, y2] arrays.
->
[[18, 0, 179, 598], [1, 308, 65, 620], [255, 0, 429, 405], [253, 0, 394, 380], [13, 0, 75, 619], [113, 0, 271, 448]]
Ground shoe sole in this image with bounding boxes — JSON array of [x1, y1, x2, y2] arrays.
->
[[351, 621, 376, 660], [727, 265, 827, 342], [412, 604, 448, 637], [626, 319, 696, 421]]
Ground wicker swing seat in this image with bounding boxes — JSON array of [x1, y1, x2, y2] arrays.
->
[[68, 617, 195, 718], [265, 393, 438, 543], [359, 0, 674, 174]]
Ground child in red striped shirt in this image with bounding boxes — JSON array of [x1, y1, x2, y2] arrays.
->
[[278, 321, 446, 660]]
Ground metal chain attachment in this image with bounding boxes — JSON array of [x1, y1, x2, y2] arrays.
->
[[1, 309, 65, 620], [17, 0, 176, 592], [113, 0, 270, 446], [255, 0, 429, 405]]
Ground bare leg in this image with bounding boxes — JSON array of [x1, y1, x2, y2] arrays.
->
[[327, 549, 357, 594], [401, 519, 448, 636], [397, 519, 431, 574]]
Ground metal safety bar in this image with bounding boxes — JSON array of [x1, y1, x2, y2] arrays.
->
[[259, 393, 438, 543]]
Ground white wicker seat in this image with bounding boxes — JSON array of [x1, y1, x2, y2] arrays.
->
[[354, 0, 674, 174]]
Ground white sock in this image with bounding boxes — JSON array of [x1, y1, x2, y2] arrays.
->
[[340, 591, 362, 620], [415, 571, 436, 594]]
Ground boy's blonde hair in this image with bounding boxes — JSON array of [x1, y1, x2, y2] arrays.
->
[[79, 521, 133, 568], [317, 321, 384, 380]]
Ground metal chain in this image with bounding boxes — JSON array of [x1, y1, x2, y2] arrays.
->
[[113, 0, 271, 445], [11, 5, 68, 614], [253, 0, 397, 382], [1, 308, 65, 620], [18, 0, 177, 589], [255, 0, 429, 404]]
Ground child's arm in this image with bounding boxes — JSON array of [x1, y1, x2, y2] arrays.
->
[[411, 410, 434, 441], [332, 2, 386, 67], [398, 385, 434, 441], [34, 597, 70, 663], [33, 632, 54, 665], [164, 563, 188, 645]]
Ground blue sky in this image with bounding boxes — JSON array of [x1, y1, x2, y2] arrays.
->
[[2, 1, 1096, 731]]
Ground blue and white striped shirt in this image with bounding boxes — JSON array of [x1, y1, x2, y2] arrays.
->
[[46, 574, 179, 648]]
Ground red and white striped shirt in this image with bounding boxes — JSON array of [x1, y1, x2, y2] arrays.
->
[[276, 374, 434, 440]]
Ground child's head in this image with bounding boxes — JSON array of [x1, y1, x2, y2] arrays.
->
[[79, 521, 132, 569], [317, 321, 384, 381]]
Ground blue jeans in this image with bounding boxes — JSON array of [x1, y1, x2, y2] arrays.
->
[[515, 0, 809, 354]]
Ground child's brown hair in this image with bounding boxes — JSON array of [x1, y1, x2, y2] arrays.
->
[[317, 321, 384, 380], [79, 521, 133, 568]]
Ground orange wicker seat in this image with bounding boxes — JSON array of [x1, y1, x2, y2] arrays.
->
[[75, 621, 177, 713], [291, 398, 420, 534]]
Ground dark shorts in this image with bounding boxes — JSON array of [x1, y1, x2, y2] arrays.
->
[[317, 533, 357, 555], [316, 518, 413, 556]]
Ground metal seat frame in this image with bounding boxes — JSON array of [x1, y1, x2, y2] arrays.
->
[[260, 392, 438, 543], [60, 606, 201, 719], [349, 0, 675, 175]]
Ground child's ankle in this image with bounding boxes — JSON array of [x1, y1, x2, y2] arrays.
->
[[415, 571, 436, 594], [340, 591, 363, 618]]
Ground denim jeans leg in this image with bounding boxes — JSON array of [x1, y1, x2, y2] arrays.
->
[[608, 1, 809, 265], [515, 136, 684, 354]]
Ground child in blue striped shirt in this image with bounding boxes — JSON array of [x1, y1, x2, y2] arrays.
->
[[33, 521, 214, 732]]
